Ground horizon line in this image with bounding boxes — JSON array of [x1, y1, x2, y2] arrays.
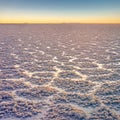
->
[[0, 22, 120, 24]]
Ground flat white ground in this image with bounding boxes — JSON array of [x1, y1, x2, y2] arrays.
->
[[0, 24, 120, 120]]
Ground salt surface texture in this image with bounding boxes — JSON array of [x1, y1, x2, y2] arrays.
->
[[0, 24, 120, 120]]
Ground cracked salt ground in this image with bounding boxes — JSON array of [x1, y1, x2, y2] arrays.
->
[[0, 24, 120, 120]]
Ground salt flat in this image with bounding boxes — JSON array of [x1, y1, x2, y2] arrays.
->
[[0, 24, 120, 120]]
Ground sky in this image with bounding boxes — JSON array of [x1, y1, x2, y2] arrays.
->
[[0, 0, 120, 23]]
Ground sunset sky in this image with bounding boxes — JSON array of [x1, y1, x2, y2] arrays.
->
[[0, 0, 120, 23]]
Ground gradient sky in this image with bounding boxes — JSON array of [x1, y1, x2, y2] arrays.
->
[[0, 0, 120, 23]]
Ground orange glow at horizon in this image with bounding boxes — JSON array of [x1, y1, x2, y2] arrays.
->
[[0, 17, 120, 24], [0, 11, 120, 24]]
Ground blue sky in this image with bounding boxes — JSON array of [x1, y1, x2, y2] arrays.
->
[[0, 0, 120, 23]]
